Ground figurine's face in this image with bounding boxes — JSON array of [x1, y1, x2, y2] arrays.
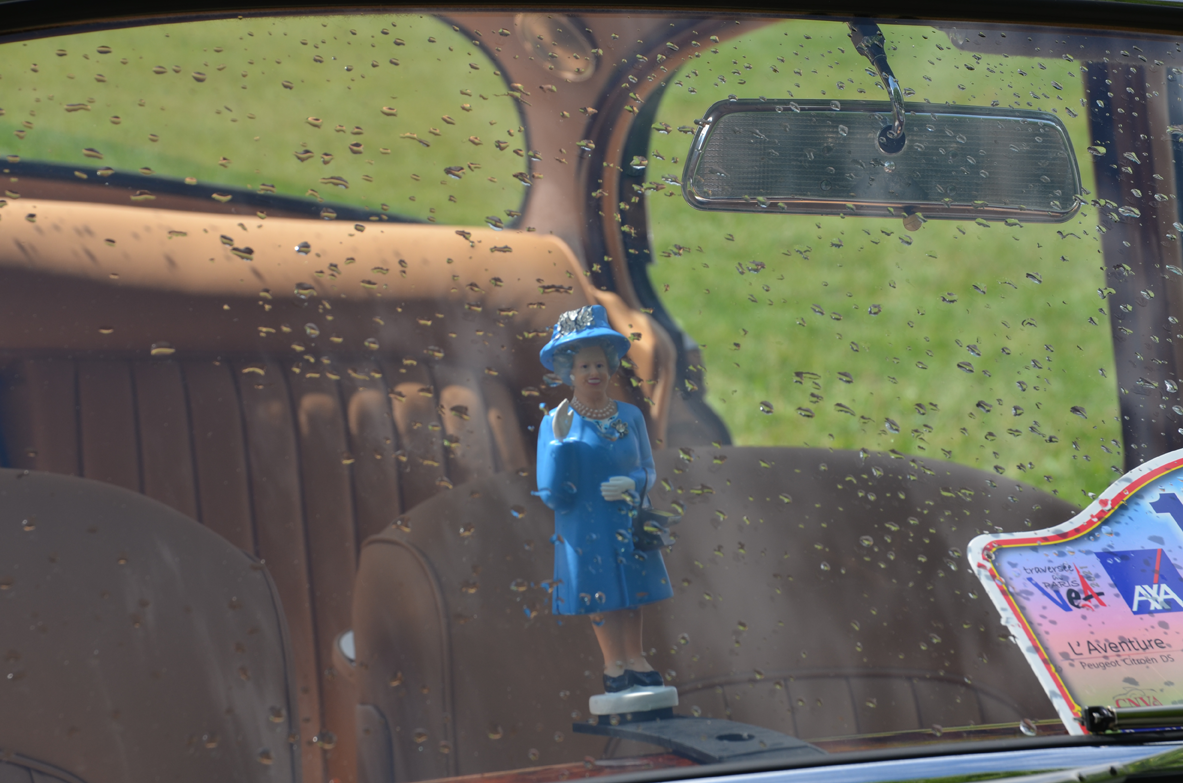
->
[[571, 345, 610, 397]]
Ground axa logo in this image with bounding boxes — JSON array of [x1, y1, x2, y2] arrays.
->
[[1096, 548, 1183, 615]]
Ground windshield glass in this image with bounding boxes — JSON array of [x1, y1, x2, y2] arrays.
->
[[0, 9, 1179, 783]]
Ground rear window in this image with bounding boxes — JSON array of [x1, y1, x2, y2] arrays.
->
[[0, 14, 524, 224], [646, 20, 1122, 500]]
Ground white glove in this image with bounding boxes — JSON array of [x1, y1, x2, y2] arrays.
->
[[552, 399, 574, 440], [600, 476, 636, 502]]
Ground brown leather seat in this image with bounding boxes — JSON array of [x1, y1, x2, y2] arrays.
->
[[351, 446, 1079, 781], [0, 198, 676, 783], [0, 469, 299, 783]]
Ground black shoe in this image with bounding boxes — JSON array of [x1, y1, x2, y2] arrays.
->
[[628, 669, 664, 688], [603, 671, 631, 693]]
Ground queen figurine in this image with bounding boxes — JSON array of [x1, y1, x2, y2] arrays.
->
[[535, 305, 677, 716]]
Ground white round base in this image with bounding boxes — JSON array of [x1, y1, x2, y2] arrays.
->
[[588, 685, 679, 716]]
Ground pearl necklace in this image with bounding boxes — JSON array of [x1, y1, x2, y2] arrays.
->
[[571, 397, 617, 419]]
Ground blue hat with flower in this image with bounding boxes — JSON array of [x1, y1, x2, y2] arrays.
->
[[539, 304, 632, 371]]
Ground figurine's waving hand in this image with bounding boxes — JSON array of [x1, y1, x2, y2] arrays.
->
[[552, 398, 574, 440]]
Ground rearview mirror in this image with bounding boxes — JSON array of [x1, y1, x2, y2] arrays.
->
[[681, 100, 1082, 223]]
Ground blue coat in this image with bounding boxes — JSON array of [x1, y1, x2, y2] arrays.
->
[[536, 401, 673, 615]]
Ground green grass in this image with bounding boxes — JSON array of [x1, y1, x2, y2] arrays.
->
[[645, 20, 1123, 502], [0, 14, 524, 224]]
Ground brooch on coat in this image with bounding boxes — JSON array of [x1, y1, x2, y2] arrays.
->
[[594, 417, 630, 441]]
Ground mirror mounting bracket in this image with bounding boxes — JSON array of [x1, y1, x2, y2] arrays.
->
[[849, 21, 907, 153]]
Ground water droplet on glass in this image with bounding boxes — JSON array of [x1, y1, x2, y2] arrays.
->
[[509, 578, 528, 592], [294, 283, 316, 300], [269, 707, 285, 723], [859, 536, 873, 547], [304, 323, 320, 338], [883, 161, 896, 173], [510, 505, 526, 519], [365, 337, 380, 351], [1019, 718, 1037, 737], [316, 732, 337, 750], [257, 749, 274, 765], [759, 401, 774, 414], [527, 749, 540, 762], [1168, 380, 1180, 393], [150, 342, 176, 357], [884, 418, 900, 434], [413, 729, 428, 744], [829, 101, 841, 111], [868, 304, 882, 315], [819, 561, 831, 571], [931, 725, 943, 737], [1071, 406, 1088, 419], [488, 725, 503, 740], [1087, 145, 1106, 157], [837, 124, 848, 137]]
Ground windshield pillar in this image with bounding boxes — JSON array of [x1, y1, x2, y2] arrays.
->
[[1086, 61, 1183, 470]]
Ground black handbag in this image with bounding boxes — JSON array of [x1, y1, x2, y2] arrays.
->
[[632, 507, 680, 551]]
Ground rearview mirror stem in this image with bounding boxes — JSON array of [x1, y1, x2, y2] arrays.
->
[[849, 21, 908, 153]]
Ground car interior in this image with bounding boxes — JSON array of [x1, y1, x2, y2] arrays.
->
[[1, 6, 1176, 783]]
